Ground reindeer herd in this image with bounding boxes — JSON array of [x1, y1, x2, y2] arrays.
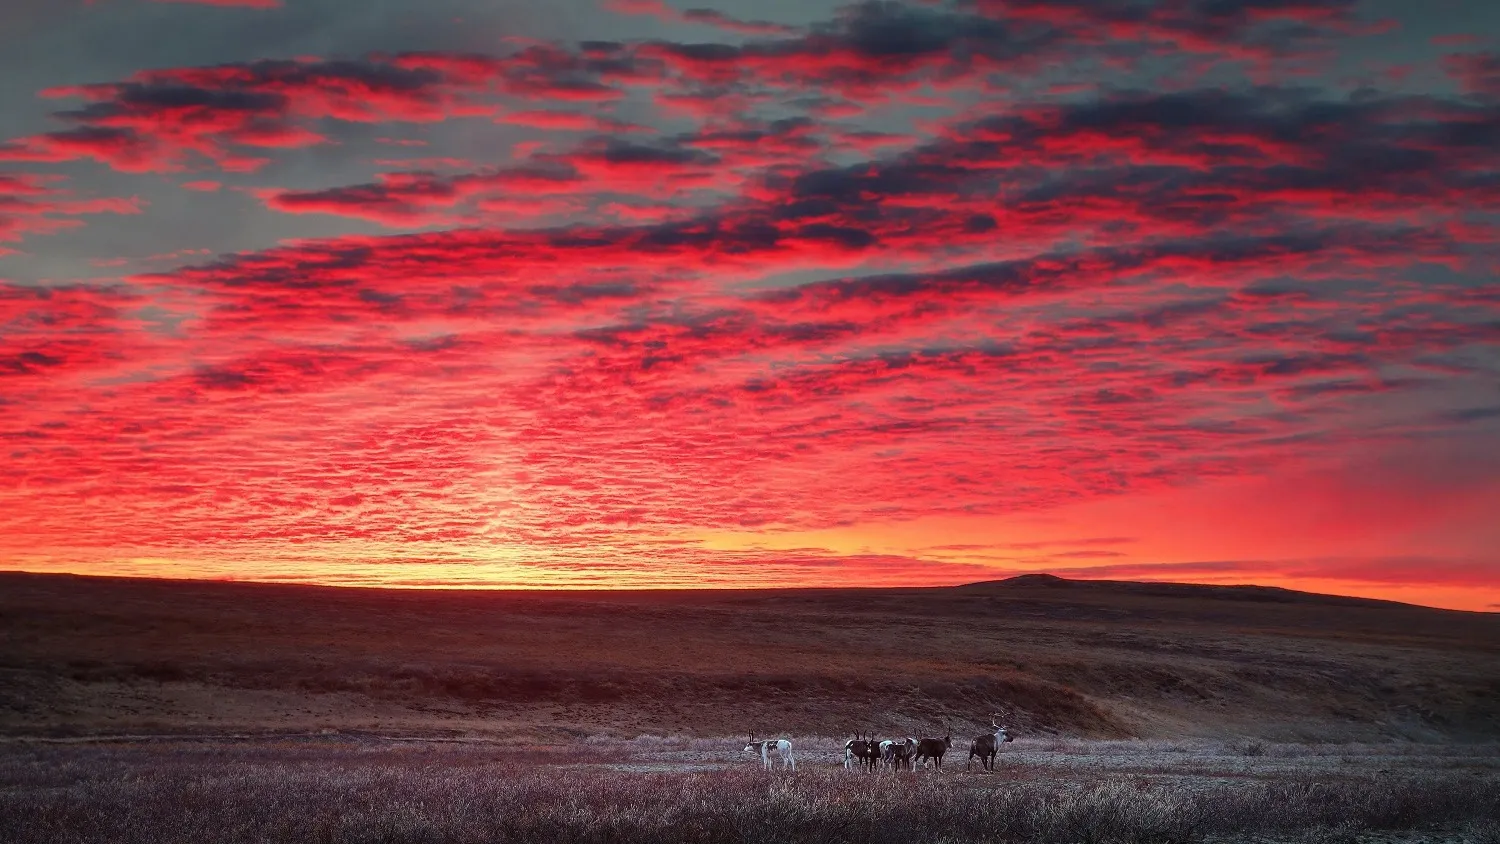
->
[[744, 715, 1014, 773]]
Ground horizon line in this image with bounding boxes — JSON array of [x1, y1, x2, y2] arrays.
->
[[3, 567, 1489, 615]]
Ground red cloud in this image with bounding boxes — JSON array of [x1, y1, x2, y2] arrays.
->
[[606, 0, 797, 36], [0, 54, 510, 173], [0, 127, 162, 172], [0, 282, 153, 387], [637, 3, 1050, 101], [499, 110, 644, 132], [1444, 51, 1500, 98], [151, 0, 281, 7], [0, 172, 142, 244], [978, 0, 1364, 58], [260, 163, 589, 226], [0, 45, 664, 174]]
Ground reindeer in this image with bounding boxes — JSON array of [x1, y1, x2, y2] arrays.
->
[[967, 715, 1014, 771], [882, 737, 917, 771], [914, 734, 952, 771], [744, 738, 796, 771], [844, 732, 881, 771]]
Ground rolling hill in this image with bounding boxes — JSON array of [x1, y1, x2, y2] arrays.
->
[[1, 571, 1495, 742]]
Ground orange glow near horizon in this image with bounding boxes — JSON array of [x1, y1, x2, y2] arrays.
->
[[6, 557, 1494, 613], [8, 456, 1498, 612], [4, 419, 1500, 610]]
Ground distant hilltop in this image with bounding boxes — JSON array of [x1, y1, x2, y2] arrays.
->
[[957, 572, 1414, 610]]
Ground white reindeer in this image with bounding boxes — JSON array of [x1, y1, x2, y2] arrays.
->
[[744, 738, 796, 771]]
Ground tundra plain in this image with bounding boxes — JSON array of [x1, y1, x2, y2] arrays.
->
[[1, 571, 1497, 842]]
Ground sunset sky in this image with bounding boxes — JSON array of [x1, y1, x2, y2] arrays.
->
[[2, 0, 1497, 610]]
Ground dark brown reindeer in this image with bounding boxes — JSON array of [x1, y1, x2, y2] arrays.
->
[[843, 732, 881, 771], [967, 714, 1014, 771], [914, 733, 952, 771], [882, 737, 916, 771]]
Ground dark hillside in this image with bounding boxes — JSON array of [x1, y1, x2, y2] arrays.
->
[[1, 571, 1495, 742]]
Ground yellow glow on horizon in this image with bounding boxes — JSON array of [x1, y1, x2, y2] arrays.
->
[[7, 459, 1497, 612]]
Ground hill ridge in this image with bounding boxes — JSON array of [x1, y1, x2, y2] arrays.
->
[[1, 569, 1496, 741], [958, 572, 1446, 612], [0, 568, 1474, 615]]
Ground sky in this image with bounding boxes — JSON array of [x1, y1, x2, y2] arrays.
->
[[1, 0, 1497, 610]]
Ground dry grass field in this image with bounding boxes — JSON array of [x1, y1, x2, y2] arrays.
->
[[2, 571, 1498, 842], [2, 736, 1498, 843]]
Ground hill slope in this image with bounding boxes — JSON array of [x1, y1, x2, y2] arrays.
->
[[1, 571, 1495, 741]]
